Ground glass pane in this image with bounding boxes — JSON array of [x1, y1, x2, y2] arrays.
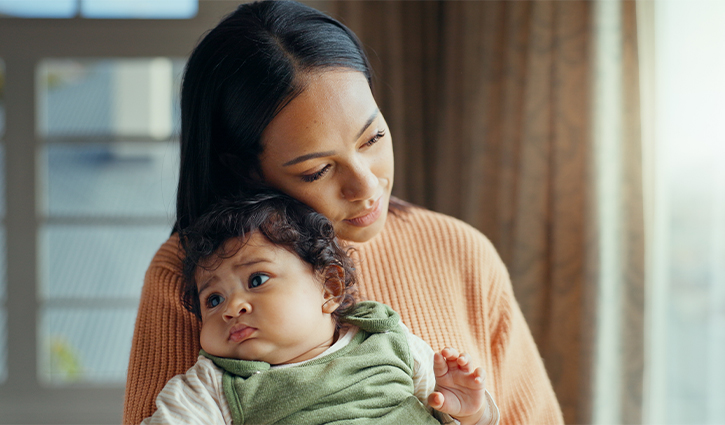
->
[[81, 0, 197, 19], [0, 0, 77, 18], [666, 165, 715, 421], [0, 228, 5, 301], [0, 144, 5, 217], [44, 143, 178, 218], [38, 58, 185, 138], [0, 229, 5, 384], [0, 311, 5, 384], [0, 59, 4, 385], [654, 1, 725, 423], [0, 59, 4, 137], [40, 308, 136, 384], [40, 225, 171, 299]]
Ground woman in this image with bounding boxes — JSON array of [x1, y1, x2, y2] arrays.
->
[[124, 1, 564, 424]]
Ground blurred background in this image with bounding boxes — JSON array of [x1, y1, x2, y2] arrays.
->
[[0, 0, 723, 424]]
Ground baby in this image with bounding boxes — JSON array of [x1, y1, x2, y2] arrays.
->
[[142, 191, 499, 425]]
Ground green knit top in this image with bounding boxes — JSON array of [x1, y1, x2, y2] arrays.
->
[[201, 301, 441, 425]]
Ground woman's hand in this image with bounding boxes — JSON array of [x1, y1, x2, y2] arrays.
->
[[428, 347, 490, 425]]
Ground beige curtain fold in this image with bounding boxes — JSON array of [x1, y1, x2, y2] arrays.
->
[[319, 1, 645, 423], [620, 3, 646, 423]]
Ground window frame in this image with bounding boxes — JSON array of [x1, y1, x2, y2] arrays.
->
[[0, 3, 239, 422]]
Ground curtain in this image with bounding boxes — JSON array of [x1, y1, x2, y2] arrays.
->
[[318, 1, 645, 424]]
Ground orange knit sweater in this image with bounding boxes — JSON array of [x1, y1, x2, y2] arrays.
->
[[123, 206, 564, 424]]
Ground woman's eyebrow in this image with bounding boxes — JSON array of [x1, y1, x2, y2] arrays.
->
[[282, 109, 380, 167], [283, 150, 336, 167], [355, 108, 379, 140]]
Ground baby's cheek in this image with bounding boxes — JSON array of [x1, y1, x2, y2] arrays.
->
[[199, 325, 219, 356]]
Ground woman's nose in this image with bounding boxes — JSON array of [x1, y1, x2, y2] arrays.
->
[[223, 295, 252, 321], [341, 162, 378, 202]]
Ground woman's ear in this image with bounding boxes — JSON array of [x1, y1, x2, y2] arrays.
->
[[321, 265, 345, 314]]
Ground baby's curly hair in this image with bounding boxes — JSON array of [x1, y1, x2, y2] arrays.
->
[[179, 190, 357, 327]]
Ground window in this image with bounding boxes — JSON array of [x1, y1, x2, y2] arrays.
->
[[645, 0, 725, 423], [0, 3, 238, 422], [37, 59, 181, 385], [0, 0, 197, 19], [0, 59, 7, 385]]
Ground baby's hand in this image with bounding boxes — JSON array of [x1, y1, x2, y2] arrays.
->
[[428, 347, 488, 425]]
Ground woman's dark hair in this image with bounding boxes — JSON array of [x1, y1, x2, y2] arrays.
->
[[175, 0, 376, 232], [179, 190, 357, 328]]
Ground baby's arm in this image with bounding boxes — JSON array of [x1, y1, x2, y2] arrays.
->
[[428, 347, 491, 425], [404, 324, 499, 425], [141, 356, 230, 425]]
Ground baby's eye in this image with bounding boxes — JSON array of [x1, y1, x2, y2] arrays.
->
[[249, 274, 270, 288], [206, 294, 224, 308]]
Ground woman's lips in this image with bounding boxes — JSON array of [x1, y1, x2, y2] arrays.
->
[[344, 197, 384, 227], [229, 325, 256, 343]]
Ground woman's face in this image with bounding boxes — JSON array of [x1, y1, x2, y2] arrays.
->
[[259, 70, 394, 243]]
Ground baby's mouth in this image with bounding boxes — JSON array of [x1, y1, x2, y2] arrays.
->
[[229, 325, 256, 343]]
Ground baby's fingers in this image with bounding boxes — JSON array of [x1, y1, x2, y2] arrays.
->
[[456, 352, 474, 374], [440, 347, 460, 360], [433, 352, 449, 377], [428, 391, 445, 410], [471, 366, 486, 387], [437, 347, 463, 374]]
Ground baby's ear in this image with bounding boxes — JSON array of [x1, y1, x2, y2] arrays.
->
[[321, 264, 345, 314]]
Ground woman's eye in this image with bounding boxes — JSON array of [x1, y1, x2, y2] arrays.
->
[[249, 274, 270, 288], [363, 129, 386, 147], [301, 165, 331, 183], [206, 294, 224, 308]]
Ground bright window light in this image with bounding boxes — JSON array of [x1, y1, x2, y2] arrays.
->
[[648, 0, 725, 423], [0, 0, 77, 18], [0, 0, 198, 19], [81, 0, 197, 19]]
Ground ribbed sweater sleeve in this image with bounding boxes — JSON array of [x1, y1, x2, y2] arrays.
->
[[122, 206, 564, 425]]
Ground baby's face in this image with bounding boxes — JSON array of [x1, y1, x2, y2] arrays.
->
[[196, 232, 338, 364]]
